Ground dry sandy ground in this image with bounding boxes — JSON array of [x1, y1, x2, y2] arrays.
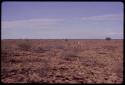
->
[[1, 39, 123, 84]]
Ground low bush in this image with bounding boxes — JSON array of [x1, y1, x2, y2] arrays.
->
[[18, 40, 32, 51]]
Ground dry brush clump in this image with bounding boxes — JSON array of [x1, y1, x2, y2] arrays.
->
[[18, 40, 32, 51], [62, 48, 80, 61], [33, 46, 48, 53], [61, 41, 82, 61]]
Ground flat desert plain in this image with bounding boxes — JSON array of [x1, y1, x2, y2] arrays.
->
[[1, 39, 123, 83]]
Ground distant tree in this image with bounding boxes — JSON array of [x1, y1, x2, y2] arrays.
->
[[105, 37, 112, 40]]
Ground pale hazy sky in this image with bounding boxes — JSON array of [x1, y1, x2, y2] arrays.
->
[[2, 2, 123, 39]]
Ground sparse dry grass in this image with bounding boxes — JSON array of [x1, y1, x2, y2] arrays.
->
[[1, 39, 123, 84]]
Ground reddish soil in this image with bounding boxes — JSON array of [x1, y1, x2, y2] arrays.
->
[[1, 39, 123, 84]]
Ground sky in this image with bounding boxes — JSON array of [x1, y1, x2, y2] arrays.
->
[[2, 2, 123, 39]]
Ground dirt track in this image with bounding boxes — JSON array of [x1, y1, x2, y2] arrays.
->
[[1, 39, 123, 83]]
